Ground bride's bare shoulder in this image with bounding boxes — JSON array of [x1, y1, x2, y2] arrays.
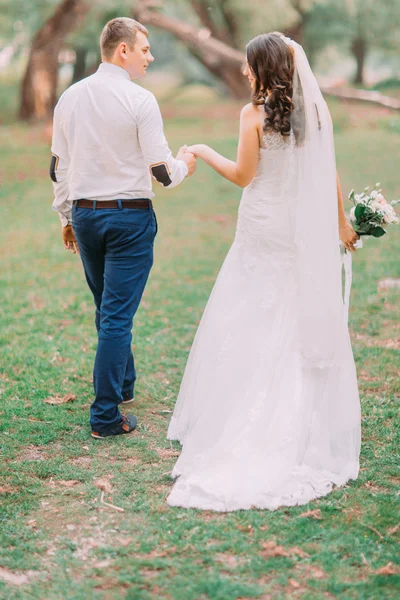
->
[[240, 102, 261, 119]]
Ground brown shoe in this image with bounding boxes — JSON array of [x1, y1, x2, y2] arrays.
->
[[91, 414, 137, 439]]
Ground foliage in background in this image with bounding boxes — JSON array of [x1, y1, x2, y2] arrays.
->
[[2, 0, 400, 97]]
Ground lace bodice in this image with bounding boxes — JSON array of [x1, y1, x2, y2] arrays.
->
[[261, 128, 296, 151]]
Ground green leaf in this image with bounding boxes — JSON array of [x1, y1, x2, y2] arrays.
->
[[369, 226, 386, 238], [355, 204, 366, 219]]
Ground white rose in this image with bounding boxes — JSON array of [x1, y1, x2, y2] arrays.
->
[[371, 200, 382, 212], [371, 190, 378, 199], [384, 211, 399, 224], [383, 204, 395, 215]]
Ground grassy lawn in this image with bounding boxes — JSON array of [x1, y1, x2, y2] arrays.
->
[[0, 96, 399, 599]]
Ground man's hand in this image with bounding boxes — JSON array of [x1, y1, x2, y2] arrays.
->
[[62, 224, 80, 254], [176, 145, 196, 177], [340, 220, 359, 252]]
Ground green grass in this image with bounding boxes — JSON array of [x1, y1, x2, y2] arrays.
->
[[0, 96, 399, 599]]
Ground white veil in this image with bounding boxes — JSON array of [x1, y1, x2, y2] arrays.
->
[[165, 36, 361, 510], [284, 37, 346, 368]]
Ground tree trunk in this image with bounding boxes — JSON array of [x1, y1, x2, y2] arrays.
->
[[285, 0, 306, 45], [135, 7, 249, 99], [71, 46, 88, 85], [351, 36, 367, 85], [191, 0, 241, 49], [19, 0, 89, 121]]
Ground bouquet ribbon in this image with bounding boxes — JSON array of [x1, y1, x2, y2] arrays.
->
[[341, 247, 352, 324], [341, 238, 362, 324]]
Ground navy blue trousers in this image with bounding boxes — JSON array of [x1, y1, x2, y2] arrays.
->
[[72, 202, 157, 432]]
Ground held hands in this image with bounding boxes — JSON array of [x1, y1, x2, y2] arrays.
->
[[340, 220, 359, 252], [62, 224, 80, 254], [176, 145, 197, 177]]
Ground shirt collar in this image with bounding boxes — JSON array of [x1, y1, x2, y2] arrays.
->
[[97, 62, 131, 81]]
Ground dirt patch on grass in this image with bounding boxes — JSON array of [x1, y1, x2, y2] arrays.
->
[[17, 441, 69, 463], [0, 567, 46, 587], [0, 484, 20, 494], [18, 445, 48, 461], [352, 332, 400, 350], [215, 553, 248, 569], [343, 503, 363, 523], [68, 456, 93, 467], [154, 447, 180, 460]]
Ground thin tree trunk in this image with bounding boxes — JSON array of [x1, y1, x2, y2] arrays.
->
[[71, 46, 88, 84], [351, 36, 367, 85], [19, 0, 89, 121]]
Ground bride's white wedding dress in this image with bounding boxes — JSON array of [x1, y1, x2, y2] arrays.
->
[[167, 40, 361, 512]]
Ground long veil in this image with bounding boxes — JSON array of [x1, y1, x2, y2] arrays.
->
[[284, 37, 347, 368], [166, 36, 361, 511]]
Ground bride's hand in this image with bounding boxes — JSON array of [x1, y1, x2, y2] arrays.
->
[[340, 220, 359, 252], [186, 144, 206, 158]]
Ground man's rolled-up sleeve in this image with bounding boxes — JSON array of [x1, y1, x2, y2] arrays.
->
[[51, 102, 71, 227], [138, 93, 188, 188]]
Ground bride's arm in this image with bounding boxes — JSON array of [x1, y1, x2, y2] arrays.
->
[[337, 172, 359, 251], [187, 104, 260, 188]]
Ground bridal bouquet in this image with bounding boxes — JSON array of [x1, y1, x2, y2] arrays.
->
[[349, 184, 399, 238]]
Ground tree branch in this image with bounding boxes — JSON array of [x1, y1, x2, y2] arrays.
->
[[219, 0, 241, 48], [137, 7, 245, 66], [135, 3, 248, 97], [191, 0, 222, 41]]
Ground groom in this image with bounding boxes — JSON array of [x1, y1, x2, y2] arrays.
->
[[50, 17, 196, 438]]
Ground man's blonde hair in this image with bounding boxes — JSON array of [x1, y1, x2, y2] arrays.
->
[[100, 17, 148, 60]]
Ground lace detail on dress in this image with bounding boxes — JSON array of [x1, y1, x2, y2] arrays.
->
[[262, 128, 295, 151]]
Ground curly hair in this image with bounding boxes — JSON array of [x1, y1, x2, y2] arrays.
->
[[246, 32, 295, 137]]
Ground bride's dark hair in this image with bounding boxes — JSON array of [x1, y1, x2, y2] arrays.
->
[[246, 32, 295, 136]]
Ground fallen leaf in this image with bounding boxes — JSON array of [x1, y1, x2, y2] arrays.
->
[[260, 541, 309, 560], [27, 520, 38, 527], [44, 394, 77, 405], [376, 562, 398, 575], [215, 553, 244, 568], [288, 579, 301, 588], [388, 524, 399, 536], [93, 559, 113, 569], [236, 524, 254, 533], [290, 546, 310, 559], [94, 478, 113, 494], [57, 480, 80, 488], [260, 541, 289, 558], [139, 545, 177, 559], [116, 536, 133, 547], [259, 525, 269, 531], [298, 509, 322, 520]]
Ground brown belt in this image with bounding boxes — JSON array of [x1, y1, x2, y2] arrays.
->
[[73, 199, 152, 210]]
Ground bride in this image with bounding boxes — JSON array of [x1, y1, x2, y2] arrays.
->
[[167, 33, 361, 511]]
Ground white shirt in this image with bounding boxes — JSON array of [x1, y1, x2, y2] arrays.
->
[[51, 62, 188, 226]]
